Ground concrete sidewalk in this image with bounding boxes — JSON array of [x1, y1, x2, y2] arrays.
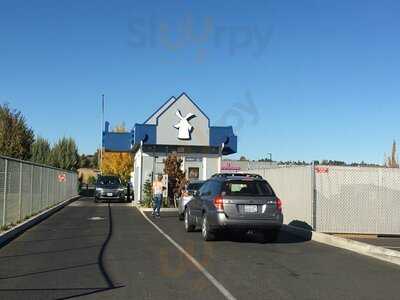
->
[[350, 236, 400, 251]]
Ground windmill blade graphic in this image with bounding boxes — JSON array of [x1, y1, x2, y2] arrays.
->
[[176, 110, 184, 120], [184, 113, 194, 120]]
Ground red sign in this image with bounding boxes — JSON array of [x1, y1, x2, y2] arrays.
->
[[315, 167, 329, 174], [221, 162, 241, 171], [58, 174, 66, 182]]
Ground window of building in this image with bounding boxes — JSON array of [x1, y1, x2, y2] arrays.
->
[[188, 167, 199, 179]]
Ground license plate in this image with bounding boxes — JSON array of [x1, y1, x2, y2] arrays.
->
[[244, 205, 258, 213], [107, 193, 113, 197]]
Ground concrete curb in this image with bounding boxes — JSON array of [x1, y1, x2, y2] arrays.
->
[[282, 225, 400, 267], [0, 195, 80, 248]]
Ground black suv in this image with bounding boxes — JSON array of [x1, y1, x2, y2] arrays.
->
[[184, 173, 283, 241], [94, 175, 126, 202]]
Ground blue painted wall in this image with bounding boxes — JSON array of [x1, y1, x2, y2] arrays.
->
[[209, 126, 237, 155]]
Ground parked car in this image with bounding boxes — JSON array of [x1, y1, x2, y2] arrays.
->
[[184, 173, 283, 242], [178, 180, 205, 220], [94, 175, 126, 202]]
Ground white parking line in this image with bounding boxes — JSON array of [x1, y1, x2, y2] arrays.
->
[[138, 208, 237, 300], [383, 246, 400, 249]]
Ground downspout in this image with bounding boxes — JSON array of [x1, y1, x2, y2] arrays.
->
[[218, 143, 225, 173], [138, 140, 144, 203]]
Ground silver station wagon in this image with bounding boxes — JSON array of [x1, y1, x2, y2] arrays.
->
[[184, 173, 283, 242]]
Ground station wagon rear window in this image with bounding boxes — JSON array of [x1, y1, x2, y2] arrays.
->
[[187, 182, 204, 191], [223, 180, 274, 196]]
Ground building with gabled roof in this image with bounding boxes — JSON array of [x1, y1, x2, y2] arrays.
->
[[102, 92, 237, 202]]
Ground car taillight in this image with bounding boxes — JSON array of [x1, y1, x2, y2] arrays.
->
[[276, 198, 282, 211], [213, 195, 224, 211]]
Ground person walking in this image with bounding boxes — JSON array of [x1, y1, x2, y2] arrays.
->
[[152, 175, 164, 218]]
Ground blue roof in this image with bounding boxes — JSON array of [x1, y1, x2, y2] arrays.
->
[[102, 93, 237, 155]]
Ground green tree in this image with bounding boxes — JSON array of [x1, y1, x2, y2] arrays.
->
[[0, 103, 34, 160], [387, 140, 399, 168], [50, 137, 79, 170], [92, 149, 100, 169], [79, 154, 91, 168], [141, 174, 153, 208], [31, 136, 51, 165]]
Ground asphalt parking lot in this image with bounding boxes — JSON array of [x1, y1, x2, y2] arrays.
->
[[1, 197, 400, 300]]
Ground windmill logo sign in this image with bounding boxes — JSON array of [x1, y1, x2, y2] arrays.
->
[[174, 110, 195, 140]]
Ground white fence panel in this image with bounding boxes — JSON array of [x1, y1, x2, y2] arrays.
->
[[315, 166, 400, 234], [249, 166, 313, 227]]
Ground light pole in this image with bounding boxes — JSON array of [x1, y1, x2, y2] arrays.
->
[[100, 94, 105, 174]]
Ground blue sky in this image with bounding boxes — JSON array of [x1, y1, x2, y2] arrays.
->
[[1, 0, 399, 163]]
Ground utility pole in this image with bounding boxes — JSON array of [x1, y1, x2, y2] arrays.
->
[[100, 94, 105, 174]]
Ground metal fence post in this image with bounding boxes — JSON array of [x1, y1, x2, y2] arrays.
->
[[18, 162, 23, 222], [47, 170, 50, 207], [311, 162, 317, 231], [39, 167, 43, 210], [30, 164, 33, 215], [2, 159, 8, 227]]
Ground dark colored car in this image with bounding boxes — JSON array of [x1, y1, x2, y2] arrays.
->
[[184, 173, 283, 242], [94, 175, 126, 202]]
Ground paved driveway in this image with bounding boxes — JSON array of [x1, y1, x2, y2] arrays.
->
[[0, 197, 400, 300]]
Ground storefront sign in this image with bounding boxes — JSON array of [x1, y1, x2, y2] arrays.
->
[[185, 157, 202, 162], [221, 162, 241, 171]]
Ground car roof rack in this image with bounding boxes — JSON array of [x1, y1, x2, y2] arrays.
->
[[211, 173, 263, 179]]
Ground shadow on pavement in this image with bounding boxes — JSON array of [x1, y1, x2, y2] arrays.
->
[[14, 234, 107, 244], [55, 200, 124, 300], [59, 200, 124, 299], [215, 228, 311, 244], [0, 200, 125, 299], [0, 245, 102, 260], [0, 262, 98, 280]]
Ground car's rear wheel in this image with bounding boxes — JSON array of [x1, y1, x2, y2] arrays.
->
[[184, 209, 195, 232], [201, 214, 216, 241]]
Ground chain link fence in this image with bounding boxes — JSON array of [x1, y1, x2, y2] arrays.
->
[[315, 166, 400, 234], [249, 164, 400, 235], [0, 155, 78, 229]]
